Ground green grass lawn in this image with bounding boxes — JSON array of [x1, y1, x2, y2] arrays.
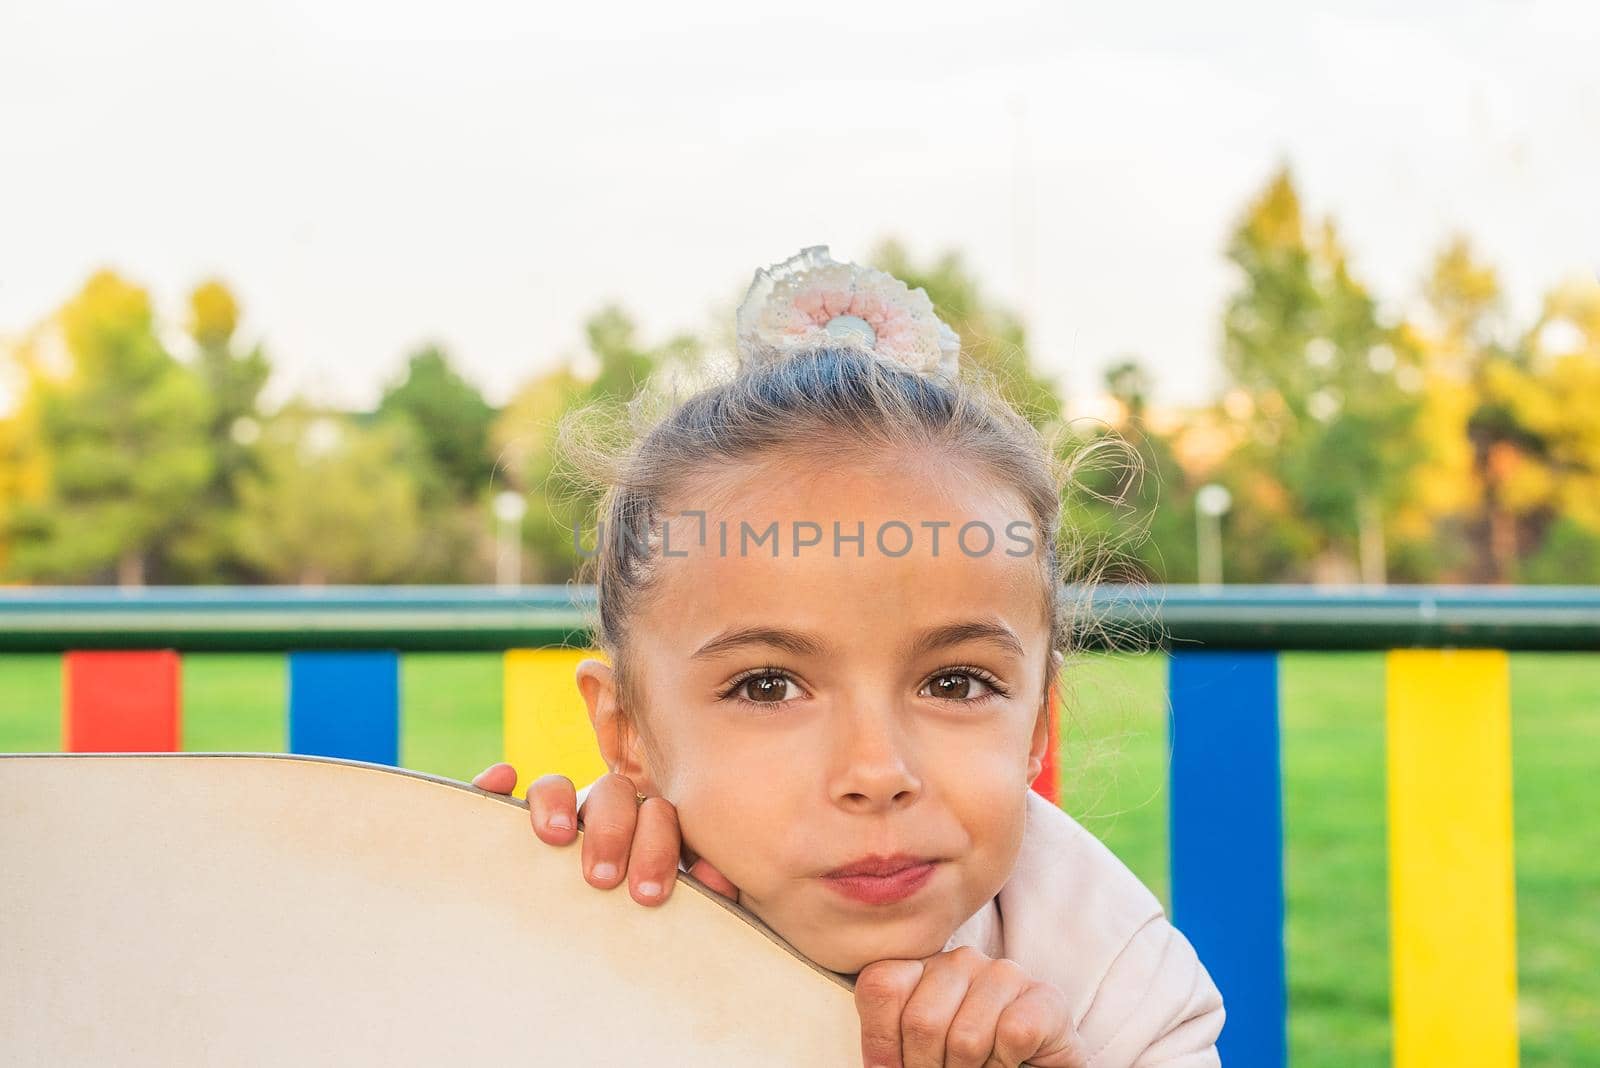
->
[[2, 649, 1595, 1064]]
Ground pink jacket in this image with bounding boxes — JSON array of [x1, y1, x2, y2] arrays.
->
[[575, 783, 1224, 1066], [939, 791, 1224, 1067]]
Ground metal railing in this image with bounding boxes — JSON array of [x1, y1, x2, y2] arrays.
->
[[3, 583, 1597, 651]]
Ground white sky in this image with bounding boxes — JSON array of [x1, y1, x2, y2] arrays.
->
[[1, 1, 1595, 413]]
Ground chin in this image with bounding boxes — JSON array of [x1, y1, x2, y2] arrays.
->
[[788, 919, 954, 976]]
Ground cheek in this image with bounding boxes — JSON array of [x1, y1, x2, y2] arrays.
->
[[970, 793, 1030, 898], [656, 728, 809, 885], [928, 705, 1038, 785], [675, 791, 804, 899], [927, 712, 1036, 854]]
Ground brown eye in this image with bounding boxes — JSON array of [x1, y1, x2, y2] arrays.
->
[[741, 674, 794, 703], [924, 672, 994, 700]]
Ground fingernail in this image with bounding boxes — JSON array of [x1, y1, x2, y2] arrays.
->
[[591, 862, 617, 882], [547, 814, 573, 831], [637, 880, 662, 898]]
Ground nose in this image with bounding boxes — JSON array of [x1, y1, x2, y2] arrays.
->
[[827, 700, 922, 813]]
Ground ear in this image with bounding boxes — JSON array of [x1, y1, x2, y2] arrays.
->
[[1026, 649, 1065, 784], [575, 658, 658, 794]]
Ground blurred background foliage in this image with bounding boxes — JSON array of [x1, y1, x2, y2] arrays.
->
[[2, 166, 1598, 588]]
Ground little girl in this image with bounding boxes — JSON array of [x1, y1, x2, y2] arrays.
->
[[473, 248, 1224, 1067]]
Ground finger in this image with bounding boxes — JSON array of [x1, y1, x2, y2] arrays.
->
[[628, 797, 683, 905], [685, 855, 740, 902], [526, 774, 579, 844], [991, 982, 1084, 1068], [898, 949, 986, 1068], [942, 958, 1030, 1068], [853, 959, 924, 1068], [470, 763, 518, 795], [579, 773, 640, 889]]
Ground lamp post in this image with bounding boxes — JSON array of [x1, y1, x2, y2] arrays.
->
[[1196, 483, 1232, 588], [493, 491, 527, 588]]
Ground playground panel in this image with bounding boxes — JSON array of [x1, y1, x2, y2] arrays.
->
[[0, 753, 863, 1065]]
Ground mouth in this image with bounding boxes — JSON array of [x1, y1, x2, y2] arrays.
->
[[820, 854, 941, 906]]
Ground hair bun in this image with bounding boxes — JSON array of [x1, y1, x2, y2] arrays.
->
[[735, 246, 960, 380]]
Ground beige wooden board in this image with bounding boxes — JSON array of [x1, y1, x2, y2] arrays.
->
[[0, 754, 862, 1066]]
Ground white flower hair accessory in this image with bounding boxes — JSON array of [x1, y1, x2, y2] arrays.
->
[[735, 246, 961, 380]]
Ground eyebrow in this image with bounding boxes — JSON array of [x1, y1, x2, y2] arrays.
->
[[689, 618, 1025, 662], [907, 619, 1026, 660], [691, 626, 830, 661]]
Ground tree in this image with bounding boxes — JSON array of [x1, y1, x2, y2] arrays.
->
[[0, 414, 29, 578], [1, 271, 212, 585], [0, 345, 41, 576], [234, 408, 424, 584], [1531, 278, 1600, 530], [163, 279, 273, 582], [491, 306, 700, 582], [1220, 166, 1426, 583], [367, 345, 502, 583], [1510, 276, 1600, 580], [376, 345, 496, 500], [1404, 239, 1598, 582], [492, 363, 587, 582]]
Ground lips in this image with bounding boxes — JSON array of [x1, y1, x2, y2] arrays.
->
[[823, 853, 935, 878], [820, 854, 941, 906]]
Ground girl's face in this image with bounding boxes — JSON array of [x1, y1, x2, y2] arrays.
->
[[579, 449, 1057, 974]]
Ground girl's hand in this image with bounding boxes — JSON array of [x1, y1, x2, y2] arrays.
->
[[469, 763, 739, 906], [853, 947, 1088, 1068]]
